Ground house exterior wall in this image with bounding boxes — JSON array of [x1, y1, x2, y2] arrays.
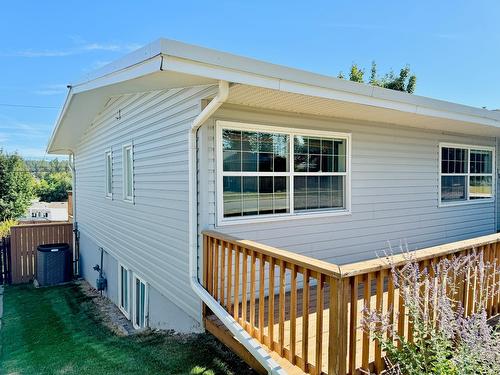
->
[[198, 104, 497, 265], [74, 84, 217, 331]]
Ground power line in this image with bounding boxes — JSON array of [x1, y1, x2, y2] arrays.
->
[[0, 103, 58, 109]]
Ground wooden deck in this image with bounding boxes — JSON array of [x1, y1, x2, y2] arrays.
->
[[205, 283, 394, 375], [202, 231, 500, 375]]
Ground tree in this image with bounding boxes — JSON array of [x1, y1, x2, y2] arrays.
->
[[0, 150, 35, 221], [35, 171, 72, 202], [339, 60, 417, 94], [349, 63, 364, 83], [25, 158, 70, 179]]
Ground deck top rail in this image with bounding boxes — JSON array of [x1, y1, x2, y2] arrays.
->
[[202, 230, 500, 375]]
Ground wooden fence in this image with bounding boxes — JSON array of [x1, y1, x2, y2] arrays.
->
[[0, 237, 11, 284], [10, 222, 73, 284], [202, 231, 500, 375]]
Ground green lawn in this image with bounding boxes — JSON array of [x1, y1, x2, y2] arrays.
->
[[0, 283, 255, 375]]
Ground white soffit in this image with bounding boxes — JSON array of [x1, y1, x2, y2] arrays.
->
[[225, 84, 500, 137]]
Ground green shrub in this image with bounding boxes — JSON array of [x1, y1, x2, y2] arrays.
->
[[363, 250, 500, 375], [0, 219, 18, 238]]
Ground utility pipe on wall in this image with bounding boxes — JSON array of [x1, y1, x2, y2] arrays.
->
[[188, 81, 285, 375]]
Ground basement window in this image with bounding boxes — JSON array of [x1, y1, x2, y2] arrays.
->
[[217, 121, 351, 225], [439, 143, 495, 205], [133, 275, 148, 329], [118, 264, 130, 319]]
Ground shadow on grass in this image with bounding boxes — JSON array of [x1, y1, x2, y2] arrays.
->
[[0, 283, 256, 375]]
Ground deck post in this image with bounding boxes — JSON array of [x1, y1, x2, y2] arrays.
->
[[328, 276, 349, 375]]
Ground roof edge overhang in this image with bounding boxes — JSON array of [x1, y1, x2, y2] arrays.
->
[[47, 38, 500, 154]]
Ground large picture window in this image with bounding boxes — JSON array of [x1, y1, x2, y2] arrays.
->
[[439, 143, 495, 204], [217, 121, 350, 223]]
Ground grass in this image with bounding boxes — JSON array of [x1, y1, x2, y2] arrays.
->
[[0, 283, 256, 375]]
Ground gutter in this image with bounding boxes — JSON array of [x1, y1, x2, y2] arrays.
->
[[187, 80, 286, 375]]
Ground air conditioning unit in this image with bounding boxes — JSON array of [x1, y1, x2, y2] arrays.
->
[[36, 243, 71, 286]]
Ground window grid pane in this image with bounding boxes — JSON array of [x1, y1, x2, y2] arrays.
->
[[294, 136, 346, 173], [294, 176, 345, 212], [470, 176, 493, 199], [223, 176, 290, 217], [441, 175, 466, 202], [223, 130, 289, 173]]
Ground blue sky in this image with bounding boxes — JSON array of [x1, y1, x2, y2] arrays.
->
[[1, 1, 499, 159]]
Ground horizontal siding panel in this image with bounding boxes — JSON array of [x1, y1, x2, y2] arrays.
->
[[76, 85, 217, 322]]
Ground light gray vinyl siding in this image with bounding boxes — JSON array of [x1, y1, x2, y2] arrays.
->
[[198, 104, 497, 265], [75, 84, 217, 323]]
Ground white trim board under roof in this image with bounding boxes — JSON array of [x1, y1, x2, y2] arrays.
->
[[47, 38, 500, 154]]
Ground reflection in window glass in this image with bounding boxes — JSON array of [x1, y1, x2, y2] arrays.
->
[[470, 176, 493, 199], [223, 130, 289, 172], [223, 176, 290, 217], [294, 136, 346, 172], [294, 176, 345, 212], [470, 150, 492, 174], [441, 176, 466, 201]]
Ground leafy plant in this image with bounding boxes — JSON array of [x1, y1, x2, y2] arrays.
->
[[339, 61, 417, 93], [0, 149, 35, 221], [362, 249, 500, 375], [35, 171, 72, 202], [0, 219, 18, 238]]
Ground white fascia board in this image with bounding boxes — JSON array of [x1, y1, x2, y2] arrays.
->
[[162, 55, 500, 129], [71, 55, 163, 94], [46, 88, 73, 154]]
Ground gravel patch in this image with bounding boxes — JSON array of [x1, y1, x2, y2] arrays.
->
[[78, 280, 136, 336]]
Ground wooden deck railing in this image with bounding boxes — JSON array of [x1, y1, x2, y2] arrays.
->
[[202, 231, 500, 375]]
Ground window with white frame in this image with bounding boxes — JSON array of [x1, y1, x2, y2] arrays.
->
[[118, 264, 130, 318], [217, 121, 349, 222], [105, 150, 113, 198], [133, 275, 148, 329], [122, 143, 134, 201], [439, 144, 494, 204]]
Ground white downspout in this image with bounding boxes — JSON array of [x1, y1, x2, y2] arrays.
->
[[188, 81, 285, 375], [68, 152, 78, 275]]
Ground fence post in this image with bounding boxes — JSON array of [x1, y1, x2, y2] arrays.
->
[[0, 237, 4, 284]]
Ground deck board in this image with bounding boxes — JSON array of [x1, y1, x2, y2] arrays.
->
[[204, 284, 392, 375]]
